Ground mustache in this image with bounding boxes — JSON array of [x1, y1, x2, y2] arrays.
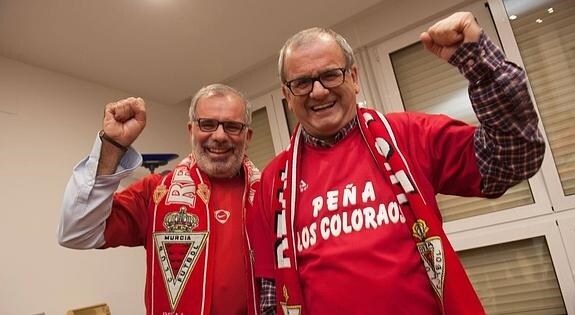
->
[[202, 140, 235, 150]]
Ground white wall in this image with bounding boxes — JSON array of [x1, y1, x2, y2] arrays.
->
[[0, 56, 191, 315]]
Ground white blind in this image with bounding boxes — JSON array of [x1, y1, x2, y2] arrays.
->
[[390, 40, 533, 222], [458, 236, 567, 314], [506, 0, 575, 196], [246, 107, 276, 170]]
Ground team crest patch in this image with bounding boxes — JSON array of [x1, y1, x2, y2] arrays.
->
[[153, 185, 168, 204], [197, 182, 210, 204], [412, 219, 445, 301], [280, 285, 302, 315], [154, 207, 208, 310]]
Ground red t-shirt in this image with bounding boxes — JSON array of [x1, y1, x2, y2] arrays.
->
[[293, 127, 439, 315], [210, 175, 248, 315]]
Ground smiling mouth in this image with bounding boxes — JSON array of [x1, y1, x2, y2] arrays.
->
[[206, 147, 232, 155], [311, 101, 335, 112]]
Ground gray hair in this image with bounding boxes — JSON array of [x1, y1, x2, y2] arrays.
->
[[278, 27, 356, 83], [188, 83, 253, 124]]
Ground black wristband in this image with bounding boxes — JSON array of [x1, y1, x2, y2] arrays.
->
[[98, 130, 128, 152]]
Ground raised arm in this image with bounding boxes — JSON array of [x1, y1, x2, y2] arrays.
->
[[421, 12, 545, 197], [58, 97, 146, 248]]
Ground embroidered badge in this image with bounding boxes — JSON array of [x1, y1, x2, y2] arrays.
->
[[412, 219, 445, 301], [154, 207, 208, 310], [197, 182, 210, 204], [153, 185, 168, 204], [280, 285, 302, 315], [214, 209, 230, 224]]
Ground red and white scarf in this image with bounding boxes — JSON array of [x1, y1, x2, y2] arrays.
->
[[146, 153, 260, 315]]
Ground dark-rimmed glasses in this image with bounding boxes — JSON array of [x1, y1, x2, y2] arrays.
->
[[194, 118, 247, 135], [284, 67, 348, 96]]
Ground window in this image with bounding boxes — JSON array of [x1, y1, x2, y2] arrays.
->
[[459, 237, 566, 314], [246, 107, 276, 170], [503, 0, 575, 203], [247, 90, 293, 169]]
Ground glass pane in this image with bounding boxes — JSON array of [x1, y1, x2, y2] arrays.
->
[[390, 40, 534, 222], [246, 107, 276, 170], [459, 237, 567, 314], [504, 0, 575, 196]]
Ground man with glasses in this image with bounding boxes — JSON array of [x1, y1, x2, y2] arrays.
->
[[249, 12, 545, 315], [58, 84, 266, 315]]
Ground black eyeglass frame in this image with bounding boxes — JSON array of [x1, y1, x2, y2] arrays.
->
[[193, 118, 248, 135], [284, 67, 349, 96]]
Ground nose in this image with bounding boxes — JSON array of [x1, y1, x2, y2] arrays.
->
[[211, 124, 228, 140], [309, 80, 329, 99]]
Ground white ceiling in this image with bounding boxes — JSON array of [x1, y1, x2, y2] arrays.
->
[[0, 0, 385, 105]]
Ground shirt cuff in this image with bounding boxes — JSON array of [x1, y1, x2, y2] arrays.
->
[[448, 31, 506, 85], [83, 132, 143, 182]]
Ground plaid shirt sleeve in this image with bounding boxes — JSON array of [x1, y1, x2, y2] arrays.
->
[[260, 278, 277, 315], [449, 31, 545, 197]]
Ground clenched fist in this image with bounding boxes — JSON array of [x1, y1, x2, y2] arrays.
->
[[420, 11, 482, 61], [102, 97, 147, 148]]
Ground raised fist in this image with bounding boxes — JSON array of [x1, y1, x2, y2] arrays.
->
[[420, 11, 482, 61], [102, 97, 147, 148]]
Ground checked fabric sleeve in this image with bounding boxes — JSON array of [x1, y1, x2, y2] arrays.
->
[[449, 31, 545, 197]]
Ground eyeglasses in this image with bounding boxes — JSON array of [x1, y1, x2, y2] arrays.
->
[[284, 67, 348, 96], [194, 118, 248, 135]]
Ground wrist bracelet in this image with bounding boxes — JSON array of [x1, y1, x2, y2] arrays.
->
[[98, 130, 128, 152]]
